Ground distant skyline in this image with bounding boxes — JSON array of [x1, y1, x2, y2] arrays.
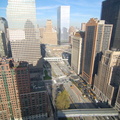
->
[[0, 0, 103, 28]]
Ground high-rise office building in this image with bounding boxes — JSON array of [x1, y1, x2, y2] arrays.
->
[[93, 50, 120, 108], [0, 31, 7, 57], [71, 31, 84, 75], [41, 20, 57, 45], [0, 17, 8, 33], [101, 0, 120, 50], [57, 6, 70, 45], [69, 26, 76, 43], [0, 58, 50, 120], [0, 17, 9, 57], [69, 26, 76, 35], [82, 18, 113, 85], [81, 23, 86, 31], [7, 0, 41, 65]]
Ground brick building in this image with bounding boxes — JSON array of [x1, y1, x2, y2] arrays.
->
[[0, 58, 50, 120]]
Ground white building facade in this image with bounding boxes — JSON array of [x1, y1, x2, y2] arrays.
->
[[57, 6, 70, 45], [71, 32, 84, 75]]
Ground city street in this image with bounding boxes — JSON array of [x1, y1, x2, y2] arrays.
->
[[64, 81, 96, 109], [44, 46, 119, 120]]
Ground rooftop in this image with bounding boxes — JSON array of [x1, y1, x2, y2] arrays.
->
[[30, 81, 46, 92], [0, 57, 28, 68]]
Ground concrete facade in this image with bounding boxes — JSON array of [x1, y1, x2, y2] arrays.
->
[[69, 26, 76, 43], [81, 23, 86, 31], [116, 87, 120, 111], [41, 20, 57, 45], [69, 26, 76, 36], [93, 50, 120, 108], [82, 18, 113, 85], [71, 31, 84, 75]]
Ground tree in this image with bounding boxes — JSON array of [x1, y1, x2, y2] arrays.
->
[[56, 90, 70, 110]]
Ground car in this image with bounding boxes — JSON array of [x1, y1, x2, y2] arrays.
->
[[82, 94, 86, 97], [95, 99, 99, 103]]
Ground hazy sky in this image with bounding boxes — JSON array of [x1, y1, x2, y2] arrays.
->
[[0, 0, 103, 28]]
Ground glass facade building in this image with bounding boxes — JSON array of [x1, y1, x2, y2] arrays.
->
[[7, 0, 37, 29], [0, 17, 9, 57], [0, 31, 7, 57], [57, 6, 70, 45], [101, 0, 120, 50], [7, 0, 41, 65], [0, 17, 8, 32]]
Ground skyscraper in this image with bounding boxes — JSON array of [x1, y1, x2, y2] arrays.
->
[[41, 20, 57, 45], [0, 17, 8, 33], [93, 50, 120, 108], [0, 17, 9, 57], [7, 0, 41, 65], [71, 31, 84, 75], [69, 26, 76, 36], [69, 26, 76, 44], [101, 0, 120, 50], [82, 18, 113, 85], [57, 6, 70, 45], [81, 23, 86, 31], [0, 31, 7, 57]]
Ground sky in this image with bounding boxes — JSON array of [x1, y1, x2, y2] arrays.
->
[[0, 0, 103, 28]]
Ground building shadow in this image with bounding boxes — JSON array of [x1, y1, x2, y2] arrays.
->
[[40, 44, 46, 57], [40, 43, 55, 118], [92, 52, 103, 86], [69, 102, 111, 109], [7, 40, 12, 57], [8, 57, 53, 120], [0, 32, 7, 57], [42, 60, 56, 118], [62, 52, 71, 65], [60, 27, 69, 44]]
